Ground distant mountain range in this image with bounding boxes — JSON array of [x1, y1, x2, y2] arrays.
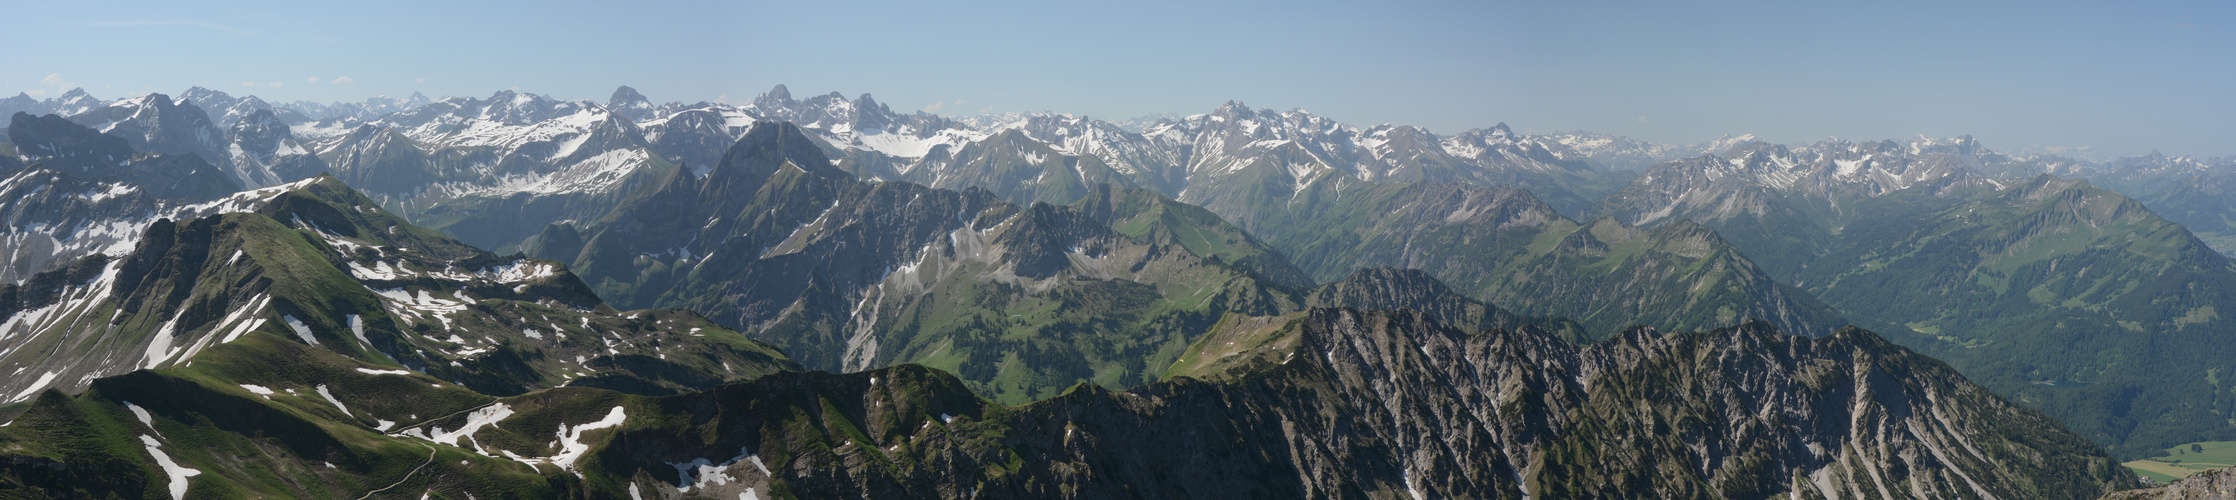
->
[[7, 82, 2233, 496]]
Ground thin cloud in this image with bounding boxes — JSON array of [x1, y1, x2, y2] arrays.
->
[[241, 81, 257, 87], [25, 89, 45, 97], [1636, 116, 1651, 123], [307, 77, 321, 83], [331, 76, 355, 84], [40, 73, 77, 89], [70, 20, 253, 37], [923, 101, 946, 113], [267, 82, 284, 87], [415, 78, 427, 83]]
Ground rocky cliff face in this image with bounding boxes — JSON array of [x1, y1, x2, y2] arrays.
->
[[330, 309, 2124, 499], [60, 93, 245, 186], [0, 112, 245, 283]]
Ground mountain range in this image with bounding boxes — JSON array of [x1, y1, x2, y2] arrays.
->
[[3, 82, 2232, 497]]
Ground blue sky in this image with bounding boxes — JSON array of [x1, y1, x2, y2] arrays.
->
[[10, 0, 2230, 158]]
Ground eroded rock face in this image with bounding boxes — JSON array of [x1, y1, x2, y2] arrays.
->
[[577, 309, 2124, 499]]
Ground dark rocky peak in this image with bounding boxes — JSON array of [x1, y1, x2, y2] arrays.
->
[[0, 93, 35, 122], [1302, 268, 1539, 334], [1482, 121, 1516, 141], [609, 85, 647, 106], [756, 84, 794, 107], [607, 85, 654, 121], [1554, 219, 1616, 256], [702, 121, 848, 193], [64, 93, 227, 158], [238, 95, 275, 111], [147, 92, 178, 108], [230, 108, 291, 153], [1313, 267, 1451, 296], [4, 111, 240, 199], [51, 88, 100, 113], [177, 86, 232, 106], [343, 122, 386, 141], [850, 93, 890, 131], [742, 86, 908, 133], [1211, 100, 1251, 117], [993, 202, 1121, 279], [1643, 218, 1736, 259], [479, 90, 556, 123], [9, 112, 132, 162]]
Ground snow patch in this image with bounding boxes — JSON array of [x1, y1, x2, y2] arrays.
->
[[316, 384, 350, 417], [140, 435, 200, 500], [110, 403, 164, 446], [1405, 468, 1425, 500], [549, 406, 629, 473], [8, 371, 58, 403], [283, 314, 320, 346], [425, 403, 514, 451], [348, 314, 370, 349], [670, 446, 763, 492]]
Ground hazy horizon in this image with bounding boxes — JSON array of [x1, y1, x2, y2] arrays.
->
[[10, 0, 2230, 159]]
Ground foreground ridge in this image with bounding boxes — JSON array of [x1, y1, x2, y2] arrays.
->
[[1, 307, 2126, 498]]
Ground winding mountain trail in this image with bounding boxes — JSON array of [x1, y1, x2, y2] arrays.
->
[[356, 442, 437, 500]]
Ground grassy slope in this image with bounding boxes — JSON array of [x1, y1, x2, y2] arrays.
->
[[1211, 177, 1844, 339], [2123, 440, 2236, 483], [0, 333, 555, 499], [1798, 177, 2236, 457]]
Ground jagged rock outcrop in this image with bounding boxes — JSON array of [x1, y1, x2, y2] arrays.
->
[[349, 308, 2124, 499], [2106, 467, 2236, 499]]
